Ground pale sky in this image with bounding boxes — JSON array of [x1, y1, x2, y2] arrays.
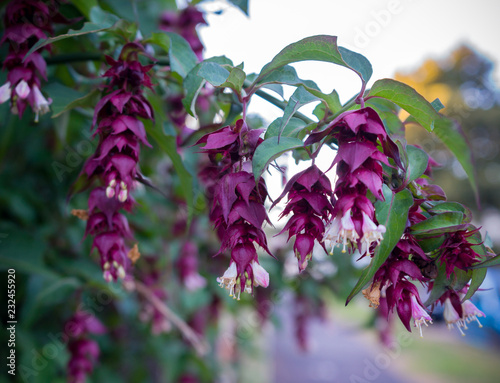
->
[[198, 0, 500, 120]]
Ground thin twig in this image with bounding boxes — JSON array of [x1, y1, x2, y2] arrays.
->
[[132, 280, 210, 356]]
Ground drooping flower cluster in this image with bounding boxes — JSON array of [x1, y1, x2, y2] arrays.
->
[[306, 107, 394, 257], [438, 228, 483, 278], [272, 165, 335, 272], [369, 233, 433, 337], [0, 0, 61, 120], [81, 43, 154, 281], [66, 311, 106, 383], [197, 119, 271, 299], [159, 6, 207, 60]]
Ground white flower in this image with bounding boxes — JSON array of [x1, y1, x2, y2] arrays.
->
[[252, 261, 269, 288], [32, 84, 52, 122], [359, 211, 386, 256], [323, 209, 359, 254], [461, 300, 485, 328], [443, 298, 466, 336], [410, 294, 432, 337], [0, 82, 11, 103], [15, 80, 30, 99], [217, 262, 240, 299]]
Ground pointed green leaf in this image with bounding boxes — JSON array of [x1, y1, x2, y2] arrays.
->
[[44, 83, 101, 118], [406, 145, 429, 183], [221, 67, 246, 94], [410, 212, 464, 236], [253, 35, 372, 86], [462, 267, 487, 302], [252, 137, 304, 181], [367, 79, 441, 132], [346, 186, 413, 304], [24, 7, 119, 60], [431, 98, 445, 112], [198, 62, 231, 86], [165, 32, 198, 78], [279, 86, 318, 137], [182, 57, 233, 117], [227, 0, 249, 15], [264, 117, 306, 140], [471, 253, 500, 269]]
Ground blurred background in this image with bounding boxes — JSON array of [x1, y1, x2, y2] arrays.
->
[[1, 0, 500, 382]]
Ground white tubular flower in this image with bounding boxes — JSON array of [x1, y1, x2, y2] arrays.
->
[[360, 211, 386, 256]]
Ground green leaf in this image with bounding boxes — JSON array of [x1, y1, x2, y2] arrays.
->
[[227, 0, 249, 15], [427, 201, 472, 222], [44, 83, 100, 118], [462, 268, 487, 302], [406, 145, 429, 183], [424, 263, 448, 306], [431, 98, 445, 112], [253, 35, 372, 86], [164, 32, 198, 78], [346, 186, 413, 304], [24, 7, 120, 60], [197, 62, 246, 95], [198, 62, 231, 86], [279, 86, 318, 137], [264, 117, 306, 140], [471, 253, 500, 269], [432, 117, 479, 205], [367, 79, 441, 132], [221, 67, 246, 95], [182, 56, 233, 117], [338, 46, 373, 87], [256, 65, 341, 113], [410, 212, 464, 236], [252, 137, 304, 181]]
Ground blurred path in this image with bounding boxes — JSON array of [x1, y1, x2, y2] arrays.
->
[[271, 301, 412, 383]]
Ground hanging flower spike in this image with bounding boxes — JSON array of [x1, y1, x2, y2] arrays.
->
[[273, 165, 334, 272], [197, 120, 272, 298], [66, 311, 106, 383], [306, 107, 399, 258], [79, 43, 155, 282], [0, 0, 62, 120]]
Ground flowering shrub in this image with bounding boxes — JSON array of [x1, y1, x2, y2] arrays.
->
[[1, 0, 498, 382]]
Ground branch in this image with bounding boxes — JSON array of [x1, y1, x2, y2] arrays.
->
[[254, 88, 314, 124], [46, 53, 170, 66], [132, 280, 209, 356]]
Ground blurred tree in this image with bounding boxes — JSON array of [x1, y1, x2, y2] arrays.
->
[[396, 46, 500, 242]]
